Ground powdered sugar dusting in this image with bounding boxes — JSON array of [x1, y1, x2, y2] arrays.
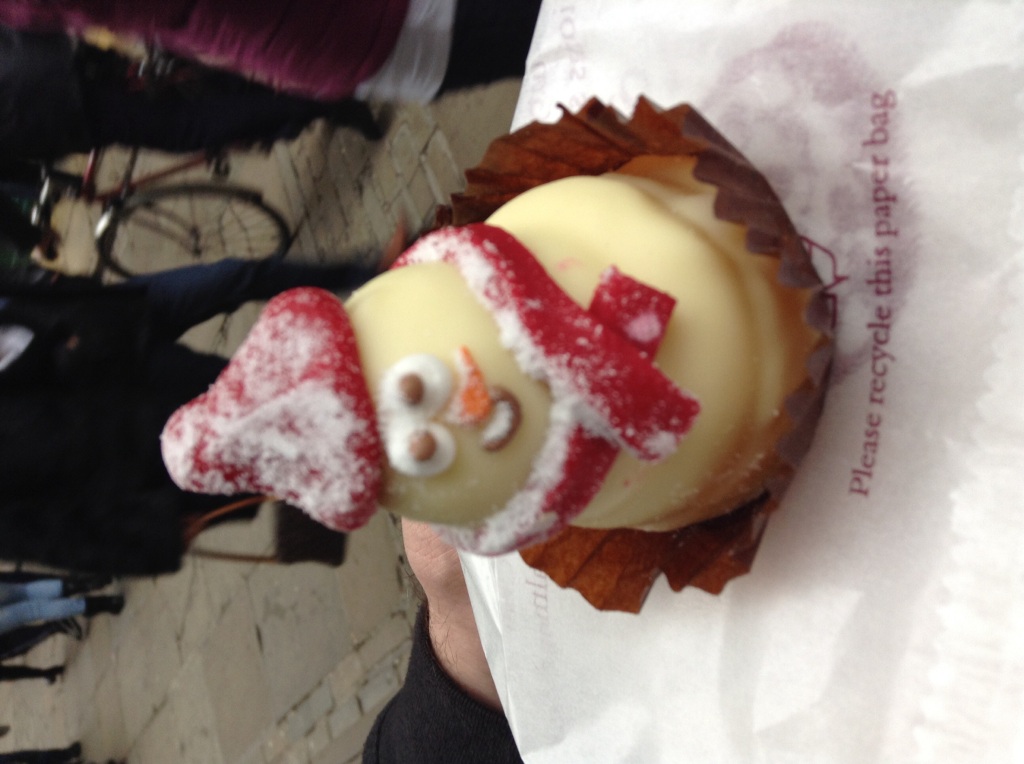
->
[[161, 288, 382, 531], [435, 398, 613, 554], [625, 312, 664, 345], [166, 385, 374, 527], [588, 266, 678, 358]]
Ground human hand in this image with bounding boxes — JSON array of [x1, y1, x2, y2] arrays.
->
[[401, 517, 502, 710]]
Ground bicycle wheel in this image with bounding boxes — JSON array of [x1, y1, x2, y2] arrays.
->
[[97, 183, 292, 278]]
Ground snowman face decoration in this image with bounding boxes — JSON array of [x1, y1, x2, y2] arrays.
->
[[377, 350, 523, 478], [379, 353, 459, 478], [345, 261, 552, 526]]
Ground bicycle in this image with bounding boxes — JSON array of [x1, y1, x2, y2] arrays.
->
[[32, 145, 292, 280]]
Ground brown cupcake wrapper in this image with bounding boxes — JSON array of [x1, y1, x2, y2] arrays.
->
[[445, 97, 834, 613]]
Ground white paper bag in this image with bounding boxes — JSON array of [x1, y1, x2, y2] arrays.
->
[[461, 1, 1024, 761]]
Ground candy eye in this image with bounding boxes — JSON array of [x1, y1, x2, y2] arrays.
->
[[380, 355, 457, 477], [386, 422, 456, 477], [380, 354, 453, 416], [398, 373, 426, 405]]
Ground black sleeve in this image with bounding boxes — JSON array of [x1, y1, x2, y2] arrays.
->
[[0, 27, 92, 161], [0, 190, 40, 254], [363, 606, 523, 764], [0, 286, 150, 387], [0, 386, 188, 575]]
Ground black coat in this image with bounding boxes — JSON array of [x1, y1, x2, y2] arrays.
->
[[0, 189, 40, 258], [0, 280, 223, 574], [0, 26, 91, 162], [364, 606, 523, 763]]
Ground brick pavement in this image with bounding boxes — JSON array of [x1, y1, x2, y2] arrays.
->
[[0, 80, 521, 764]]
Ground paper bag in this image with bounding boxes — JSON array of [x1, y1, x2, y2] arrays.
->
[[460, 1, 1024, 761]]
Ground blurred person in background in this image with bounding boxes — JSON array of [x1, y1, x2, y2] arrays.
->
[[0, 24, 381, 165], [0, 219, 407, 576], [0, 576, 122, 638], [0, 24, 382, 270], [0, 255, 390, 575], [0, 1, 542, 105]]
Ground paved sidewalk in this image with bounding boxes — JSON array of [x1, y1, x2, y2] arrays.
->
[[0, 80, 521, 764]]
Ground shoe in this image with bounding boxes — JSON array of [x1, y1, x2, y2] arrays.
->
[[58, 618, 85, 640], [61, 573, 113, 596], [327, 99, 383, 140], [83, 595, 125, 617]]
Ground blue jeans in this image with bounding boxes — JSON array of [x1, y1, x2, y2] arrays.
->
[[0, 580, 85, 636], [120, 256, 378, 398], [124, 256, 377, 341]]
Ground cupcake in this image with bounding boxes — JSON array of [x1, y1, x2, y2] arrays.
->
[[160, 98, 832, 612], [450, 98, 833, 610]]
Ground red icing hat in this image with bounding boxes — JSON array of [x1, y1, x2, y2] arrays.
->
[[160, 288, 382, 531]]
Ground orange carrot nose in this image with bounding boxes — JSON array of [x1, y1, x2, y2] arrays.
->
[[446, 346, 493, 425]]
